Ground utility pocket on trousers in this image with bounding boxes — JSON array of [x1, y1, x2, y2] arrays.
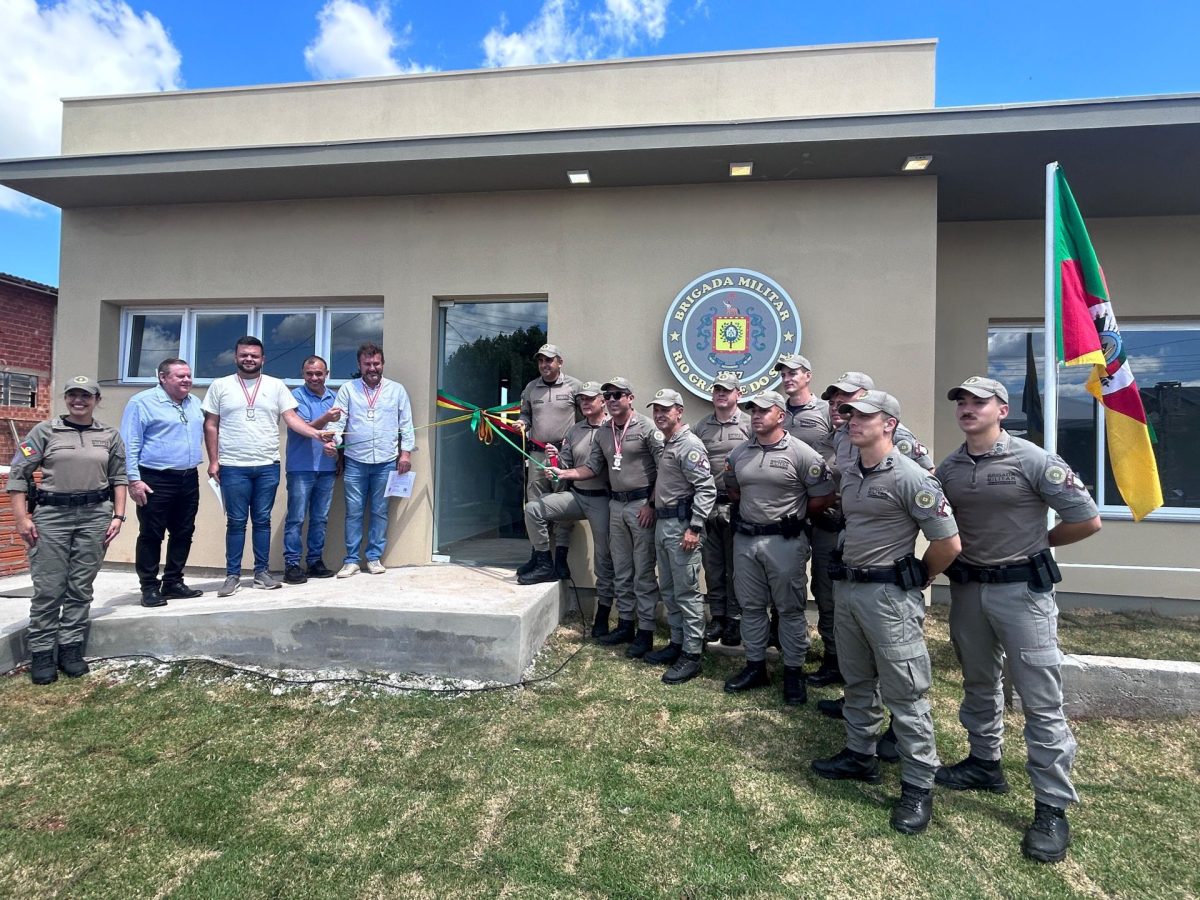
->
[[877, 639, 932, 699], [1020, 647, 1063, 667]]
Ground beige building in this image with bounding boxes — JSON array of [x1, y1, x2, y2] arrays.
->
[[1, 40, 1197, 605]]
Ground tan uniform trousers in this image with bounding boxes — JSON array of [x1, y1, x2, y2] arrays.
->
[[655, 518, 705, 654], [609, 498, 660, 630], [700, 502, 739, 619], [27, 501, 112, 652], [524, 452, 573, 549], [523, 486, 614, 602], [733, 532, 810, 666]]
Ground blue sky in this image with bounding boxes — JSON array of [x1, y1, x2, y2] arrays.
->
[[3, 0, 1199, 286]]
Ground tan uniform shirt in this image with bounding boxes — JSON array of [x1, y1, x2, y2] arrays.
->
[[692, 410, 752, 494], [654, 425, 717, 530], [584, 412, 664, 493], [519, 374, 582, 445], [839, 451, 957, 567], [937, 430, 1098, 566], [557, 418, 610, 492], [784, 397, 833, 459], [725, 433, 834, 525], [831, 421, 934, 480], [8, 418, 128, 494]]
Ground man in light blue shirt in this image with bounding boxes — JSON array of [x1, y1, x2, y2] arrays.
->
[[329, 343, 415, 577], [283, 356, 343, 584], [120, 357, 205, 607]]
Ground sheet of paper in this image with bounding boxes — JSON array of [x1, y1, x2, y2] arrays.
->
[[208, 476, 224, 513], [386, 470, 415, 498]]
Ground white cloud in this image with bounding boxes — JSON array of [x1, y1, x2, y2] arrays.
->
[[0, 0, 182, 215], [304, 0, 433, 80], [482, 0, 671, 68]]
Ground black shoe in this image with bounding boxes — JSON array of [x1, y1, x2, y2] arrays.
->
[[517, 551, 557, 585], [935, 755, 1011, 794], [597, 618, 636, 645], [553, 546, 572, 580], [1022, 802, 1071, 863], [811, 747, 882, 784], [591, 603, 612, 639], [720, 619, 742, 647], [767, 610, 781, 650], [30, 650, 57, 685], [307, 560, 337, 579], [625, 629, 655, 659], [56, 643, 89, 678], [891, 783, 933, 835], [724, 660, 769, 693], [140, 588, 168, 608], [161, 581, 202, 599], [807, 654, 844, 687], [284, 564, 308, 585], [817, 697, 845, 720], [877, 722, 900, 763], [782, 665, 808, 705], [644, 641, 682, 666], [703, 615, 726, 643], [663, 652, 702, 685], [516, 549, 539, 577]]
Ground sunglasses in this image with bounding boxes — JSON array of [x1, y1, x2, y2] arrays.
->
[[602, 391, 628, 400]]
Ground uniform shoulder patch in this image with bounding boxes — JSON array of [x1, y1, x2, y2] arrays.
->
[[17, 439, 38, 460], [686, 449, 702, 462], [653, 430, 665, 441], [808, 462, 825, 478], [896, 438, 913, 455], [914, 489, 936, 509], [1045, 465, 1067, 485]]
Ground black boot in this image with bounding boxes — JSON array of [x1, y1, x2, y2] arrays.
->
[[1022, 802, 1071, 863], [517, 551, 557, 585], [644, 641, 682, 666], [663, 651, 703, 685], [935, 755, 1010, 793], [57, 643, 89, 678], [782, 665, 808, 705], [891, 783, 933, 835], [767, 609, 781, 650], [591, 603, 612, 639], [724, 659, 769, 693], [30, 650, 57, 685], [703, 615, 726, 643], [877, 721, 900, 763], [554, 546, 572, 581], [140, 587, 168, 608], [625, 629, 655, 659], [816, 697, 845, 719], [806, 653, 844, 687], [516, 549, 539, 576], [720, 618, 742, 647], [811, 747, 881, 783], [597, 618, 636, 645]]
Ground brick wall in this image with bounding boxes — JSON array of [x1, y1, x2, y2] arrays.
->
[[0, 276, 56, 462]]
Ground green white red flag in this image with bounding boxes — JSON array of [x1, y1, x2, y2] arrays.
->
[[1050, 165, 1162, 520]]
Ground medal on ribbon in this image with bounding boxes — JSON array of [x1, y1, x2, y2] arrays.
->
[[237, 375, 262, 421]]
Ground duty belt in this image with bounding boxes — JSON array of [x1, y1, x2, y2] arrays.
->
[[734, 521, 783, 536], [570, 485, 610, 498], [946, 559, 1034, 584], [715, 492, 731, 504], [36, 488, 112, 507], [809, 512, 845, 533], [834, 565, 899, 584], [610, 487, 651, 502], [658, 499, 693, 520]]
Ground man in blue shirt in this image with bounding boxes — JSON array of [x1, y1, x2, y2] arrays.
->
[[283, 356, 343, 583], [120, 357, 206, 607]]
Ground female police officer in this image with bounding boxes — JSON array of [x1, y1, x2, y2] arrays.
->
[[7, 376, 128, 684]]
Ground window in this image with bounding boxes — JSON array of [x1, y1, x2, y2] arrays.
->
[[988, 324, 1200, 520], [0, 372, 38, 407], [120, 305, 383, 386]]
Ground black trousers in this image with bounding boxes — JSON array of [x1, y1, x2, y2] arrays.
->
[[135, 468, 200, 590]]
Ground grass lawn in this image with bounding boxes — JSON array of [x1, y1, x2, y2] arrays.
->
[[1, 608, 1197, 899]]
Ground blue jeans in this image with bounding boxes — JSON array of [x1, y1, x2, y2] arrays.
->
[[220, 463, 280, 575], [343, 458, 392, 564], [284, 471, 336, 566]]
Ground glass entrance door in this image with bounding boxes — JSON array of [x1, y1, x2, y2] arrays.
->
[[434, 300, 548, 565]]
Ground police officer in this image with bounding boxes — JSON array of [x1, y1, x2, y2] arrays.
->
[[516, 344, 582, 580], [691, 372, 752, 646], [723, 390, 835, 705], [811, 391, 960, 836], [549, 377, 663, 657], [642, 388, 716, 684], [7, 376, 128, 685], [519, 383, 616, 636], [935, 376, 1101, 863]]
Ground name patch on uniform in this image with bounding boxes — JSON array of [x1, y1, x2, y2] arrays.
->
[[987, 473, 1018, 485], [769, 459, 789, 470], [867, 487, 890, 500], [91, 439, 109, 448]]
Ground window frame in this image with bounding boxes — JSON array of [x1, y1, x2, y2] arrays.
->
[[0, 370, 39, 408]]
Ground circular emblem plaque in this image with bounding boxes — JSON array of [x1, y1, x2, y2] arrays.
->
[[662, 267, 802, 399]]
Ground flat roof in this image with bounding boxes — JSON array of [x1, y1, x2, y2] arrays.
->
[[3, 94, 1200, 221]]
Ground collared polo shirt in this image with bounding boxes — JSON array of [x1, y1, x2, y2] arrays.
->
[[725, 432, 834, 525], [519, 373, 582, 445], [286, 384, 338, 473], [692, 410, 752, 493]]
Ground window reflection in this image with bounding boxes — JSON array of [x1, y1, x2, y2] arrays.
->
[[262, 312, 318, 380], [329, 311, 384, 379], [193, 313, 250, 380], [126, 314, 182, 378]]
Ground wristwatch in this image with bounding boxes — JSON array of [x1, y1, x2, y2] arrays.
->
[[112, 514, 127, 522]]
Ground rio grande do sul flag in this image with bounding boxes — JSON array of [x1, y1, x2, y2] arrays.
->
[[1052, 166, 1162, 520]]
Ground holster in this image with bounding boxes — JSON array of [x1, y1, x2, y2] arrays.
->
[[827, 548, 847, 581], [1029, 548, 1063, 592], [779, 514, 804, 540], [893, 554, 928, 591]]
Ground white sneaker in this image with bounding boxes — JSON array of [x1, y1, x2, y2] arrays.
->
[[217, 575, 241, 597], [336, 563, 360, 579], [366, 559, 386, 575], [254, 569, 282, 590]]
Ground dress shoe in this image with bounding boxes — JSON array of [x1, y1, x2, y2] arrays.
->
[[553, 546, 572, 580], [625, 629, 655, 659], [644, 641, 682, 666], [284, 564, 308, 585], [817, 697, 845, 719], [935, 755, 1010, 793], [56, 643, 89, 678], [517, 551, 557, 585], [891, 783, 933, 835], [140, 588, 168, 608], [703, 615, 726, 643], [30, 650, 57, 685], [663, 652, 703, 685], [724, 660, 769, 693], [1022, 802, 1071, 863], [811, 747, 881, 784], [597, 618, 636, 645], [307, 560, 336, 578], [720, 619, 742, 647], [591, 603, 612, 638], [161, 581, 202, 599], [806, 654, 844, 687]]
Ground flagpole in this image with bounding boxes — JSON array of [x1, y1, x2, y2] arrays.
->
[[1043, 161, 1059, 458]]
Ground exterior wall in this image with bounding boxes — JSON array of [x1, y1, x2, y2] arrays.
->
[[58, 176, 938, 574], [0, 278, 56, 462], [61, 41, 936, 155], [936, 216, 1200, 601]]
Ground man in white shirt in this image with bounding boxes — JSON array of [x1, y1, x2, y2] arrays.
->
[[202, 336, 333, 596], [329, 343, 415, 577]]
